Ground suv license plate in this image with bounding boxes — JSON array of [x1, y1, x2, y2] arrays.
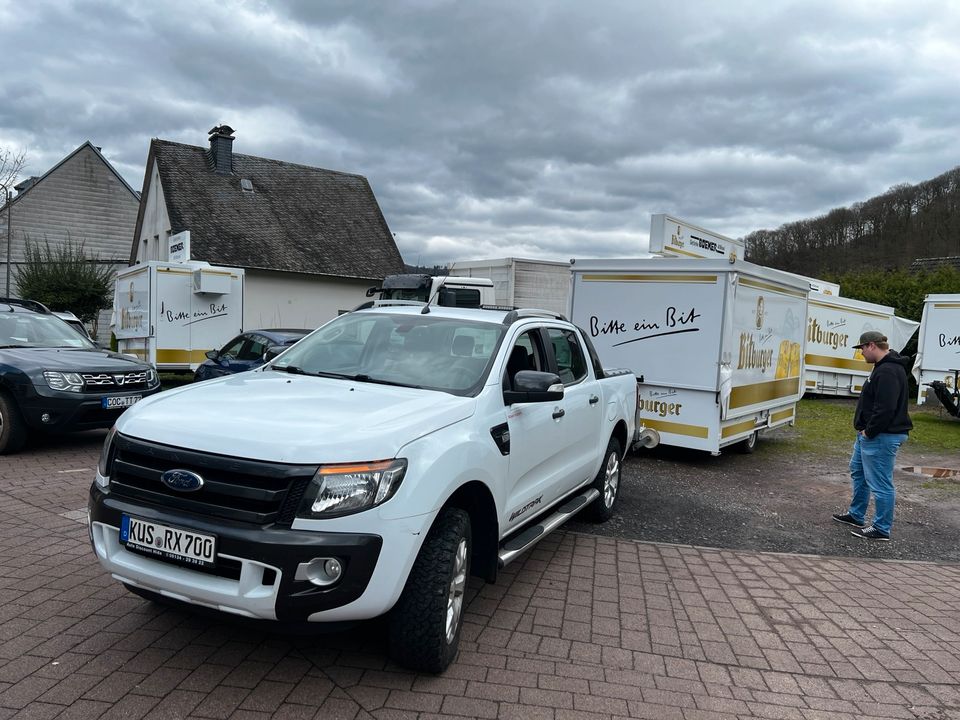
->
[[102, 395, 141, 409], [120, 515, 217, 568]]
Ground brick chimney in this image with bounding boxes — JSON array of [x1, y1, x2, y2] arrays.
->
[[208, 125, 235, 174]]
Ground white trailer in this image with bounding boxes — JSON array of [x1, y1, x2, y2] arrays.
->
[[569, 257, 808, 454], [649, 214, 746, 261], [804, 294, 919, 397], [912, 294, 960, 405], [114, 261, 244, 370], [448, 257, 571, 316]]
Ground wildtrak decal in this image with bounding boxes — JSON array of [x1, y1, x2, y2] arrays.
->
[[510, 496, 542, 522]]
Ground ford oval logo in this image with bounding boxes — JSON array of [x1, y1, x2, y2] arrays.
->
[[160, 469, 204, 492]]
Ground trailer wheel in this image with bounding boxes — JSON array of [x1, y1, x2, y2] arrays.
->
[[388, 508, 471, 673], [0, 390, 27, 455], [735, 430, 758, 454], [585, 436, 622, 522]]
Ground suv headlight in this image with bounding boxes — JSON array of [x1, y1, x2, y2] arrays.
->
[[146, 367, 159, 386], [297, 459, 407, 518], [43, 371, 84, 392], [95, 426, 118, 488]]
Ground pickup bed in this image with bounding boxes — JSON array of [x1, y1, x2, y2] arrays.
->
[[88, 305, 637, 672]]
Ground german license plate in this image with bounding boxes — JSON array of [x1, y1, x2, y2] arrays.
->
[[120, 515, 217, 568], [102, 395, 141, 409]]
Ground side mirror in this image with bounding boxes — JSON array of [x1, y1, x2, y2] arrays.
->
[[204, 349, 220, 361], [503, 370, 564, 405], [262, 345, 285, 362], [365, 286, 381, 298]]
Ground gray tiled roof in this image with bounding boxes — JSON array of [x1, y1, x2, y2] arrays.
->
[[141, 139, 404, 280]]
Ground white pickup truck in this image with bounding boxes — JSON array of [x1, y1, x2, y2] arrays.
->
[[88, 305, 637, 672]]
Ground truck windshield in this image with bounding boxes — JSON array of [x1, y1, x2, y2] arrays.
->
[[381, 288, 429, 303], [0, 313, 97, 349], [271, 312, 504, 394]]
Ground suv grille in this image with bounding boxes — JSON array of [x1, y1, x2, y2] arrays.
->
[[110, 434, 316, 525], [83, 371, 150, 390]]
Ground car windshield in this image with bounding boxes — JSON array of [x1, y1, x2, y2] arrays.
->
[[271, 312, 504, 394], [0, 312, 97, 349]]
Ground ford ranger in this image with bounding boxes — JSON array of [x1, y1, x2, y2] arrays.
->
[[88, 305, 637, 672]]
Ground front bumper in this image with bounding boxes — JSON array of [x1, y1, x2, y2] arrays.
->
[[19, 382, 162, 433], [88, 487, 383, 621]]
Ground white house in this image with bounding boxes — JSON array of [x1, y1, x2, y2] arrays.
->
[[131, 126, 404, 329]]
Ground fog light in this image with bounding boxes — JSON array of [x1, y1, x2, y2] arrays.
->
[[41, 413, 51, 423], [295, 557, 344, 587], [324, 558, 342, 579]]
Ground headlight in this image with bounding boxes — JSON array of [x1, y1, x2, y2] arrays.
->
[[43, 371, 84, 392], [96, 426, 118, 488], [146, 368, 159, 386], [297, 459, 407, 518]]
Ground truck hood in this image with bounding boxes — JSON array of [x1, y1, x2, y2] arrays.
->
[[117, 370, 477, 464], [1, 347, 151, 374]]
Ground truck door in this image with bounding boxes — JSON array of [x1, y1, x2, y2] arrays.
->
[[501, 328, 570, 529], [544, 327, 604, 491]]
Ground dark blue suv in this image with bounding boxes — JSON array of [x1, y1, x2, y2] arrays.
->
[[0, 298, 161, 454], [193, 329, 310, 381]]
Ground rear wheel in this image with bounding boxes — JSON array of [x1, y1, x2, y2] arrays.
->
[[735, 430, 758, 454], [388, 508, 471, 673], [0, 390, 27, 455], [585, 436, 622, 522]]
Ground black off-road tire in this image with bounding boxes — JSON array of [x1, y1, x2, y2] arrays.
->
[[0, 390, 27, 455], [735, 430, 758, 454], [388, 508, 471, 673], [585, 436, 622, 522]]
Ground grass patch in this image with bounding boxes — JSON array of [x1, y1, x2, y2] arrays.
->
[[772, 397, 959, 457], [159, 372, 195, 391]]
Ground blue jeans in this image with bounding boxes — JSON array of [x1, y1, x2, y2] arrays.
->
[[847, 432, 908, 535]]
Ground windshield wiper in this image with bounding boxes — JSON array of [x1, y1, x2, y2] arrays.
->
[[271, 365, 311, 375], [348, 374, 424, 389], [0, 344, 32, 349]]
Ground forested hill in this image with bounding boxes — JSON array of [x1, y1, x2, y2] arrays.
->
[[744, 165, 960, 276]]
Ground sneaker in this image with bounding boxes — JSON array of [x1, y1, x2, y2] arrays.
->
[[850, 526, 891, 541], [832, 513, 865, 527]]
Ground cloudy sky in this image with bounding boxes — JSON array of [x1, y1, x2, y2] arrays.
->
[[2, 0, 959, 266]]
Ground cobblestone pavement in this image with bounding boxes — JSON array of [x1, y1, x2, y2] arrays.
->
[[1, 432, 959, 720]]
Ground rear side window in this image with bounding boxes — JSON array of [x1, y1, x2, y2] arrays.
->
[[438, 287, 481, 308], [547, 328, 587, 385]]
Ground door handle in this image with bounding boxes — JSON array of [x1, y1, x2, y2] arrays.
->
[[589, 395, 599, 405], [552, 408, 565, 420]]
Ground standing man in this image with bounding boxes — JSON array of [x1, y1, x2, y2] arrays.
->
[[832, 331, 913, 541]]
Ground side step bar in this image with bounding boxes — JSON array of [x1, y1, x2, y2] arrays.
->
[[498, 488, 599, 568]]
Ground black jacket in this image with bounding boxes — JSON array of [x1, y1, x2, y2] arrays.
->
[[854, 351, 913, 438]]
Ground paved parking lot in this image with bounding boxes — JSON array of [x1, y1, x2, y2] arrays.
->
[[2, 432, 960, 720]]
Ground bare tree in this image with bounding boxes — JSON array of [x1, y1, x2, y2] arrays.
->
[[0, 146, 26, 192]]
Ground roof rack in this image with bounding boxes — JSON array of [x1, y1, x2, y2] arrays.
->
[[0, 297, 51, 314], [502, 308, 568, 325], [372, 299, 428, 308]]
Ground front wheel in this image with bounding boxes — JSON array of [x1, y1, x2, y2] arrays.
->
[[0, 390, 27, 455], [585, 436, 622, 522], [388, 508, 471, 673]]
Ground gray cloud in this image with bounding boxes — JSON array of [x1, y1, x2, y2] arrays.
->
[[2, 0, 959, 267]]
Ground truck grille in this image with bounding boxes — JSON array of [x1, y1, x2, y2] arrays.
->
[[83, 371, 150, 390], [109, 434, 316, 525]]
